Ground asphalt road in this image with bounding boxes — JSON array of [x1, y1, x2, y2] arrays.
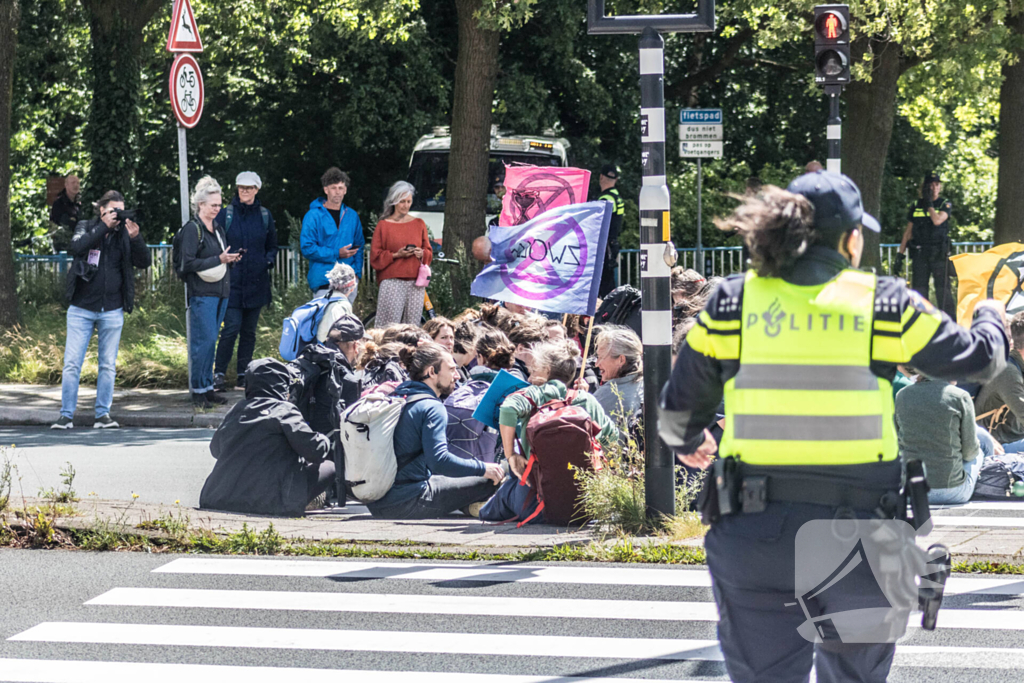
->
[[0, 427, 215, 507], [2, 549, 1024, 682]]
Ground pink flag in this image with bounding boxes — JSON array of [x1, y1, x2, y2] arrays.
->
[[499, 166, 592, 227]]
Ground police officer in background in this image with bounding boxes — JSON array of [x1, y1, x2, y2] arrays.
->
[[895, 172, 954, 316], [597, 163, 625, 297], [660, 171, 1007, 683]]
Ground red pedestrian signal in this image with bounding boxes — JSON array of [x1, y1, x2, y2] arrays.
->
[[813, 5, 850, 85]]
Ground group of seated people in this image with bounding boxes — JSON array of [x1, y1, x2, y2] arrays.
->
[[199, 292, 650, 520], [893, 311, 1024, 505]]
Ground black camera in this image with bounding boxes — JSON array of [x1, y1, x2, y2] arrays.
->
[[112, 208, 141, 227]]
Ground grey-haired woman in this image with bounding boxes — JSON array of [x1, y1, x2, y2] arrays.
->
[[369, 181, 432, 327]]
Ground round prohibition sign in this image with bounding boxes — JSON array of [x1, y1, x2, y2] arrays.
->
[[169, 53, 204, 128]]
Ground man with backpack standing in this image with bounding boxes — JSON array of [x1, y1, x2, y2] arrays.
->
[[213, 172, 279, 391], [301, 168, 365, 297], [51, 190, 151, 429]]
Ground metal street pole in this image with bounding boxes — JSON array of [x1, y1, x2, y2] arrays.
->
[[696, 157, 703, 274], [825, 84, 841, 174], [178, 124, 192, 392], [639, 27, 675, 520]]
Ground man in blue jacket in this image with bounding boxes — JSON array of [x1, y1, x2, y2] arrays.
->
[[367, 343, 505, 519], [213, 171, 279, 391], [300, 167, 365, 296]]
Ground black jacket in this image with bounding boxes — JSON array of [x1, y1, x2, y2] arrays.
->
[[179, 219, 231, 299], [659, 245, 1008, 490], [65, 218, 151, 313], [200, 358, 331, 517]]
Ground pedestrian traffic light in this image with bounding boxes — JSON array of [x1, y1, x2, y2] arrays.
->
[[814, 5, 850, 86]]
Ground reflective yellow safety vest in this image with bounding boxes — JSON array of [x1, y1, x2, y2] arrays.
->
[[718, 269, 899, 466]]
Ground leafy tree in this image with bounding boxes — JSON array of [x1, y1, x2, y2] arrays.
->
[[996, 4, 1024, 244], [0, 0, 20, 326]]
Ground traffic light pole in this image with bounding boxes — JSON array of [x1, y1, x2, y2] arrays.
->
[[825, 84, 842, 174], [639, 27, 675, 521]]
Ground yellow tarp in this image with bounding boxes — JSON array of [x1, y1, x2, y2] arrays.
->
[[950, 242, 1024, 327]]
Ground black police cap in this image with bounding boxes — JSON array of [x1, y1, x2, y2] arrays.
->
[[786, 171, 880, 234], [600, 164, 619, 180]]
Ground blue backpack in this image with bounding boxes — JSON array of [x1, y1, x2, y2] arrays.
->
[[444, 379, 499, 463], [279, 294, 347, 362]]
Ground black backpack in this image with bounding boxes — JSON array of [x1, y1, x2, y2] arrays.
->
[[594, 285, 642, 338], [973, 458, 1016, 499], [171, 221, 203, 282]]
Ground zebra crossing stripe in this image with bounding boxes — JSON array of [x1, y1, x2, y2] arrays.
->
[[83, 588, 1024, 631], [930, 517, 1024, 528], [152, 557, 1024, 597], [8, 622, 726, 661], [0, 658, 709, 683]]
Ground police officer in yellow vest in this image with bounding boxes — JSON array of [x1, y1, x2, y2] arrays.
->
[[895, 172, 955, 317], [597, 163, 625, 297], [659, 171, 1007, 683]]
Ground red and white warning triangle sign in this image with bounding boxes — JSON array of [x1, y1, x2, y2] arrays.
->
[[167, 0, 203, 53]]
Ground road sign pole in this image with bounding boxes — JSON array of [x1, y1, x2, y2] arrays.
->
[[177, 123, 192, 393], [826, 84, 842, 174], [638, 27, 675, 521], [696, 157, 703, 274]]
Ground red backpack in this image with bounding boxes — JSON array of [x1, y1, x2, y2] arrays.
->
[[519, 390, 604, 526]]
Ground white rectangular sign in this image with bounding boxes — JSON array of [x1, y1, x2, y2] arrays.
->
[[679, 141, 723, 158], [679, 124, 723, 141]]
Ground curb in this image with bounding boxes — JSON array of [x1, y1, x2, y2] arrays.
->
[[0, 409, 224, 429]]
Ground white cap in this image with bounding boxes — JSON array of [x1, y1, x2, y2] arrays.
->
[[235, 171, 262, 189]]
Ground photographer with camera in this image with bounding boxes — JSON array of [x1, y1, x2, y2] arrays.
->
[[51, 190, 151, 430]]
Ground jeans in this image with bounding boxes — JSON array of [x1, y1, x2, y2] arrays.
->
[[928, 430, 991, 505], [368, 475, 498, 519], [214, 306, 262, 377], [60, 306, 125, 419], [189, 296, 228, 393]]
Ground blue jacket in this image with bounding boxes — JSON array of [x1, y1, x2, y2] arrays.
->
[[367, 381, 487, 511], [216, 196, 278, 309], [300, 198, 365, 291]]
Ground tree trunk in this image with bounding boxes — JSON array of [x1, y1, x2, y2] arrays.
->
[[0, 0, 20, 327], [995, 10, 1024, 245], [445, 0, 500, 289], [842, 39, 902, 271], [80, 0, 161, 205]]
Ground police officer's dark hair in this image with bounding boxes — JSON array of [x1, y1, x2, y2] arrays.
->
[[321, 167, 350, 188], [714, 186, 816, 278], [1010, 312, 1024, 350], [398, 342, 449, 382]]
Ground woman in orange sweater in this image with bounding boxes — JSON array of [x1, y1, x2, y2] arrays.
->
[[370, 181, 433, 327]]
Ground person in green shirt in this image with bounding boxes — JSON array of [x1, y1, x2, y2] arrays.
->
[[498, 339, 619, 479]]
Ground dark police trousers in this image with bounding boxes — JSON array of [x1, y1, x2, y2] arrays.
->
[[910, 245, 955, 318], [705, 502, 896, 683]]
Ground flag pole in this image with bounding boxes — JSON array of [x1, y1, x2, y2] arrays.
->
[[578, 315, 596, 383]]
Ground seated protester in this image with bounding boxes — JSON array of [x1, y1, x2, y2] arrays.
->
[[976, 311, 1024, 450], [381, 323, 428, 345], [367, 343, 505, 519], [453, 307, 482, 325], [895, 369, 995, 505], [591, 326, 644, 430], [508, 320, 546, 381], [199, 358, 334, 516], [423, 316, 456, 354], [498, 340, 619, 481], [359, 341, 410, 393], [479, 302, 519, 336], [323, 314, 364, 407], [671, 317, 696, 367], [451, 320, 480, 384], [671, 267, 707, 324], [543, 318, 567, 341], [315, 263, 357, 344], [445, 330, 516, 463]]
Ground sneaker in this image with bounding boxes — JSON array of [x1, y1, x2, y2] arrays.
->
[[192, 392, 212, 409], [213, 372, 227, 392], [462, 502, 484, 519], [306, 491, 327, 512], [93, 414, 119, 429], [50, 416, 74, 430], [235, 374, 246, 389], [205, 391, 228, 405]]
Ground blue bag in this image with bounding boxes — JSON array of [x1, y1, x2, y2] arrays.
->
[[445, 380, 498, 463], [279, 294, 346, 362], [479, 474, 542, 524]]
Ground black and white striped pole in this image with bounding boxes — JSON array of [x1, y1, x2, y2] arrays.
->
[[826, 85, 842, 173], [588, 0, 715, 520], [638, 27, 675, 519]]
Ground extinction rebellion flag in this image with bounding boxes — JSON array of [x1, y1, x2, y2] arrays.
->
[[471, 201, 611, 316]]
